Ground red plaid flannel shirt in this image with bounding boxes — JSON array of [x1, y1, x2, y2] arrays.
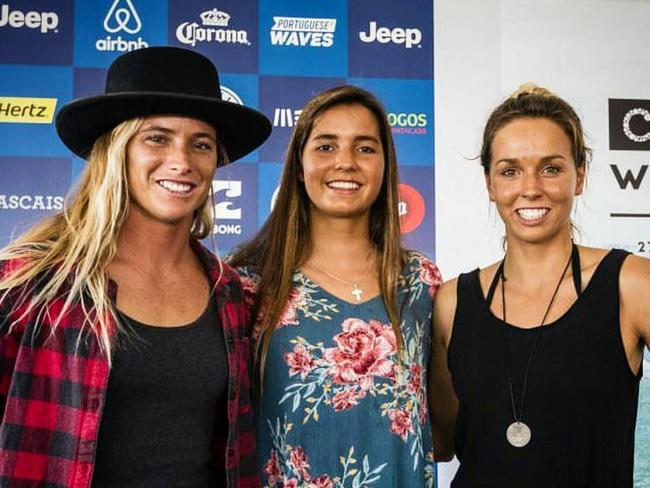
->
[[0, 241, 259, 487]]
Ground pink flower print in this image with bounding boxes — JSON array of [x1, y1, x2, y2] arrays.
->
[[264, 449, 282, 486], [388, 408, 413, 441], [331, 387, 366, 411], [418, 258, 442, 298], [324, 318, 397, 390], [289, 447, 311, 480], [278, 287, 307, 326], [408, 364, 423, 394], [284, 344, 316, 380], [309, 475, 334, 488], [282, 479, 298, 488], [419, 394, 429, 425]]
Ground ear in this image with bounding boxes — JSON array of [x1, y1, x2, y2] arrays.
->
[[485, 174, 495, 202], [574, 165, 586, 196]]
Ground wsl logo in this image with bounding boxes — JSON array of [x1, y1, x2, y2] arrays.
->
[[273, 108, 302, 128], [176, 7, 250, 47], [270, 16, 336, 47], [96, 0, 148, 52], [388, 112, 428, 135]]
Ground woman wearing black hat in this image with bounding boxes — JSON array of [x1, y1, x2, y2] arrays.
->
[[0, 47, 270, 488]]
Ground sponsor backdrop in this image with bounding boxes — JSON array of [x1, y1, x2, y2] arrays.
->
[[0, 0, 434, 260], [434, 0, 650, 486]]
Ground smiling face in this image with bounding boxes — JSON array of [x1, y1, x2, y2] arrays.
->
[[300, 103, 385, 224], [125, 115, 218, 230], [486, 117, 585, 246]]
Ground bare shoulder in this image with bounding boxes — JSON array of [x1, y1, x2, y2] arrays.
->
[[620, 253, 650, 296], [433, 278, 461, 347]]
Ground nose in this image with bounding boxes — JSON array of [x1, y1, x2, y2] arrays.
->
[[167, 143, 192, 174], [521, 171, 542, 198], [334, 146, 357, 170]]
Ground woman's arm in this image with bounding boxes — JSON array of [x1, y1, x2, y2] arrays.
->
[[620, 255, 650, 375], [428, 278, 459, 462]]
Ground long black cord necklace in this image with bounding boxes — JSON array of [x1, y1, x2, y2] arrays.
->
[[491, 243, 580, 448]]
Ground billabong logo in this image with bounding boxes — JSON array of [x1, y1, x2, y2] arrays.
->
[[270, 16, 336, 47], [0, 97, 57, 124], [359, 21, 422, 49], [96, 0, 148, 52], [398, 183, 425, 234], [609, 99, 650, 151], [388, 112, 428, 135], [212, 180, 243, 235], [273, 108, 302, 127], [0, 193, 64, 211], [0, 4, 59, 33], [176, 7, 250, 47], [220, 86, 243, 105]]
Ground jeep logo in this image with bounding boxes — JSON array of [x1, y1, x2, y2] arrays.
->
[[359, 21, 422, 49], [0, 4, 59, 33]]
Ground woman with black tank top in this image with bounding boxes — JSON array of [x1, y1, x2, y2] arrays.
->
[[429, 84, 650, 487]]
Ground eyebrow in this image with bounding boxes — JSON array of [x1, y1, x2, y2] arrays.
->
[[140, 125, 217, 141], [494, 154, 566, 165], [311, 133, 381, 144]]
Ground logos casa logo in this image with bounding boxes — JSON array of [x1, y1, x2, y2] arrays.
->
[[359, 21, 422, 49], [0, 4, 59, 33], [177, 7, 250, 47], [212, 179, 243, 235], [273, 107, 302, 127], [388, 112, 428, 135], [96, 0, 148, 52], [0, 193, 64, 211], [0, 97, 57, 124], [270, 16, 336, 47]]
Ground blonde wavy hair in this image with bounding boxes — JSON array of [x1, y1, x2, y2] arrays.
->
[[0, 117, 219, 358]]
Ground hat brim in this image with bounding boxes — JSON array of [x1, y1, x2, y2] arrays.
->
[[55, 92, 271, 163]]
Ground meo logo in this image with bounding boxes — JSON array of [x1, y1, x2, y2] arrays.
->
[[609, 99, 650, 151], [398, 183, 425, 233], [359, 21, 422, 49]]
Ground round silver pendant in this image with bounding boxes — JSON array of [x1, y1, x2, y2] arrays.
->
[[506, 421, 531, 447]]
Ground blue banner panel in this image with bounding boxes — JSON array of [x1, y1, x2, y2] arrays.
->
[[257, 162, 283, 225], [0, 156, 71, 246], [0, 0, 73, 65], [349, 78, 434, 165], [168, 0, 258, 73], [259, 75, 346, 163], [0, 65, 72, 157], [348, 0, 433, 79], [219, 73, 261, 163], [399, 164, 435, 257], [259, 0, 347, 77], [74, 0, 168, 68]]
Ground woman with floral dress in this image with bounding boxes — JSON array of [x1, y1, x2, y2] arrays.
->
[[229, 85, 442, 488]]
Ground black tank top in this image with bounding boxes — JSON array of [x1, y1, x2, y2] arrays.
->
[[448, 249, 640, 488]]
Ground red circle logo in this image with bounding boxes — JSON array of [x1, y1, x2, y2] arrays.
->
[[399, 183, 426, 234]]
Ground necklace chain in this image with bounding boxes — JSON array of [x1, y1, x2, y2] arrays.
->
[[309, 251, 376, 302], [497, 243, 577, 447]]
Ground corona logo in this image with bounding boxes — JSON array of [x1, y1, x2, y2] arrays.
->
[[176, 6, 250, 47], [398, 183, 425, 234], [200, 8, 230, 27]]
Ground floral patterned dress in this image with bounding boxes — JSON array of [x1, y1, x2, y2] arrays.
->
[[238, 251, 442, 488]]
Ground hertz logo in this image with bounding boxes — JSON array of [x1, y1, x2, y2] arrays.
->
[[0, 97, 57, 123]]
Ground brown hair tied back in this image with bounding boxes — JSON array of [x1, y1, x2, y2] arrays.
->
[[480, 83, 591, 174]]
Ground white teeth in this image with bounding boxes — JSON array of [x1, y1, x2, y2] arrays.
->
[[158, 180, 193, 193], [517, 208, 548, 221], [327, 181, 360, 190]]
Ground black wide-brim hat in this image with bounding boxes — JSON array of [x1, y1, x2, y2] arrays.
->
[[56, 46, 271, 163]]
